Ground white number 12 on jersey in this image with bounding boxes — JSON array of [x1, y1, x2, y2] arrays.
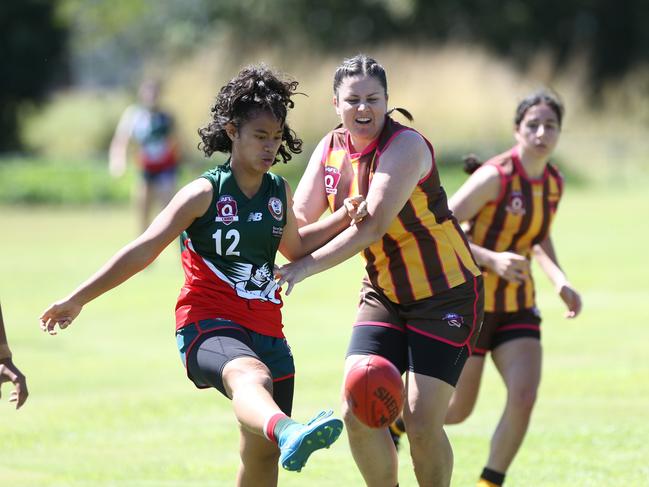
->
[[212, 229, 241, 256]]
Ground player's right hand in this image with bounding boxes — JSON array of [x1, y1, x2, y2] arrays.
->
[[489, 251, 530, 283], [39, 298, 83, 335], [0, 359, 29, 409], [343, 195, 368, 225]]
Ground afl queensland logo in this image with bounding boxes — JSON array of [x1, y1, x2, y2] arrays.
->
[[268, 197, 283, 221], [215, 195, 239, 225], [324, 166, 341, 194], [506, 191, 526, 215]]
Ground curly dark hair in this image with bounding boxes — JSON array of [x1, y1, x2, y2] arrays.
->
[[198, 65, 303, 164]]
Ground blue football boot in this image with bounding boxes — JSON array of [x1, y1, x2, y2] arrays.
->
[[278, 410, 343, 472]]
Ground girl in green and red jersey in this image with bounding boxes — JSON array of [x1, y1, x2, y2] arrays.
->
[[40, 65, 367, 485]]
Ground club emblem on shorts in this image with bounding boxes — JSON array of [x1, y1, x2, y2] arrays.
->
[[506, 191, 526, 215], [215, 195, 239, 225], [443, 313, 464, 328], [268, 197, 283, 221], [324, 166, 341, 194]]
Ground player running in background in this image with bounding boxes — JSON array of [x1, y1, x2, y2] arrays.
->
[[276, 54, 484, 487], [0, 301, 29, 409], [41, 65, 366, 486], [393, 91, 582, 487], [109, 79, 181, 233]]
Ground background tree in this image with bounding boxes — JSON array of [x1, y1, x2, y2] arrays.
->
[[0, 0, 67, 151]]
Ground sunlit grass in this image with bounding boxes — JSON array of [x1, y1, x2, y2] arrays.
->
[[1, 178, 647, 486]]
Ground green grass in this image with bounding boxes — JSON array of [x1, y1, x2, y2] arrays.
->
[[0, 179, 648, 486]]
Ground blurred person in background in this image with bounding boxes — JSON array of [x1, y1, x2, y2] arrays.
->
[[40, 65, 370, 485], [0, 302, 29, 409], [391, 91, 582, 487], [109, 79, 181, 233], [276, 54, 484, 487]]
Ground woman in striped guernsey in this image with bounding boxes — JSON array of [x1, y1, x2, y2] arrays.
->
[[276, 54, 484, 487], [445, 91, 583, 487]]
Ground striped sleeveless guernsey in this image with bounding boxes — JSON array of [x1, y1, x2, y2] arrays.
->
[[321, 116, 480, 304], [467, 147, 564, 312], [175, 163, 287, 337]]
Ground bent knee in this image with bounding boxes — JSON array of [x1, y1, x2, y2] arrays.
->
[[341, 398, 376, 436], [224, 359, 273, 390], [508, 386, 538, 412]]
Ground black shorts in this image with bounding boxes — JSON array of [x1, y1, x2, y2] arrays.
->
[[176, 319, 295, 415], [347, 276, 484, 386], [472, 307, 542, 356]]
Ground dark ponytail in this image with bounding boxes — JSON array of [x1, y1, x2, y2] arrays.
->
[[387, 107, 414, 122], [463, 154, 483, 174]]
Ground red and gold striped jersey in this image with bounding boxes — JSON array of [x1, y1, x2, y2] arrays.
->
[[321, 117, 480, 304], [466, 147, 564, 312]]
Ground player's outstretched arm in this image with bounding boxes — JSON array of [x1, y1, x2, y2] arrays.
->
[[279, 180, 367, 262], [40, 179, 213, 334], [449, 164, 530, 283], [533, 236, 582, 318], [0, 303, 28, 409], [108, 106, 136, 177], [276, 131, 429, 295], [292, 135, 330, 226]]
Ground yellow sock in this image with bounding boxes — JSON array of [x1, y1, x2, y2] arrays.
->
[[477, 480, 499, 487]]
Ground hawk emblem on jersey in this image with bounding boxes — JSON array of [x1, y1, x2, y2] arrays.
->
[[505, 191, 526, 215], [324, 166, 341, 194], [443, 313, 464, 328], [233, 263, 280, 304], [268, 197, 283, 221], [215, 195, 239, 225]]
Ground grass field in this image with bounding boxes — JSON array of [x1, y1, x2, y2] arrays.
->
[[1, 175, 648, 486]]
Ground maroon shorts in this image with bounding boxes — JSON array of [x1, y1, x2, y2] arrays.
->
[[472, 307, 542, 356], [347, 276, 484, 386]]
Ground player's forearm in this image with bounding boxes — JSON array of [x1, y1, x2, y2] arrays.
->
[[468, 242, 497, 269], [533, 244, 569, 291], [304, 217, 381, 277], [0, 307, 11, 360], [297, 206, 350, 255], [66, 241, 159, 306]]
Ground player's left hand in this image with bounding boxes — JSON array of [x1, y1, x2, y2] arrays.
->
[[558, 283, 582, 318], [275, 258, 313, 296], [0, 358, 29, 409]]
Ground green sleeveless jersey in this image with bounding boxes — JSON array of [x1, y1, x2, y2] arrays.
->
[[175, 162, 288, 337]]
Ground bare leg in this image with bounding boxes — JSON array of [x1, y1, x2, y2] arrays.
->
[[237, 426, 280, 487], [486, 338, 542, 473], [154, 173, 176, 209], [222, 356, 284, 434], [445, 356, 486, 424], [343, 355, 399, 487], [404, 372, 455, 487]]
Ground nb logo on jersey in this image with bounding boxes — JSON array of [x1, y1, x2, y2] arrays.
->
[[247, 212, 263, 222]]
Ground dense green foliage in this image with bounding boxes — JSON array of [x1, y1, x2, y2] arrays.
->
[[57, 0, 649, 86], [0, 0, 67, 150]]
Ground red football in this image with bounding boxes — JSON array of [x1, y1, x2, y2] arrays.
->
[[344, 355, 405, 428]]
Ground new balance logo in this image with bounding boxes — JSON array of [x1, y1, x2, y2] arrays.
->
[[247, 212, 263, 222]]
